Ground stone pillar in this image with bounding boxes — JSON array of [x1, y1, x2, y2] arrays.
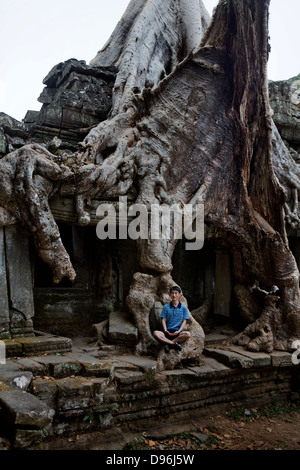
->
[[204, 256, 215, 300], [213, 249, 232, 318], [4, 225, 35, 338], [0, 228, 10, 338], [97, 239, 113, 295]]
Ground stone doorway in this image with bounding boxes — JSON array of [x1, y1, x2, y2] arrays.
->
[[172, 239, 237, 327], [33, 224, 140, 338]]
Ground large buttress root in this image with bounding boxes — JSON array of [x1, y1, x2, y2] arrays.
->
[[233, 294, 284, 353], [0, 145, 76, 284], [0, 0, 299, 362]]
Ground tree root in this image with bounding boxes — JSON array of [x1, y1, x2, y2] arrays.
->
[[232, 295, 282, 353], [0, 145, 76, 284], [126, 267, 205, 370]]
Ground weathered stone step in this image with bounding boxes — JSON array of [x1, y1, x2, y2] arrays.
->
[[112, 355, 157, 372], [0, 360, 36, 393], [0, 333, 298, 450], [203, 345, 295, 369], [0, 389, 54, 449], [3, 331, 72, 358], [107, 311, 138, 347]]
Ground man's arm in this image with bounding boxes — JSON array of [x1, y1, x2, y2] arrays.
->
[[175, 307, 190, 335], [178, 319, 187, 334], [161, 317, 168, 333]]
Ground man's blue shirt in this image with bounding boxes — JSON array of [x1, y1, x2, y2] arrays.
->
[[160, 302, 189, 331]]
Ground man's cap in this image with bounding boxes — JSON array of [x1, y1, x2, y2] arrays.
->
[[169, 285, 181, 293]]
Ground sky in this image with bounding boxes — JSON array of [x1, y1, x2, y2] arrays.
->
[[0, 0, 299, 122]]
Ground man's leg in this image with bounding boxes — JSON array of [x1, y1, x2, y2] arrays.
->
[[171, 331, 191, 351], [153, 330, 174, 346], [153, 330, 191, 352], [175, 331, 191, 344]]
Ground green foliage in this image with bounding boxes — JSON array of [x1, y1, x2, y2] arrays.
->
[[104, 301, 115, 313], [104, 300, 123, 313], [226, 406, 253, 421], [227, 400, 300, 422], [83, 412, 104, 425], [219, 0, 229, 7], [259, 401, 300, 422], [124, 438, 148, 451]]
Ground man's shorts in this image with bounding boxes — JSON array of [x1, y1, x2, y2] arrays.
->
[[161, 329, 181, 341]]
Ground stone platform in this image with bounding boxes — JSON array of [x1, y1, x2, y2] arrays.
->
[[0, 332, 299, 450], [3, 331, 72, 358]]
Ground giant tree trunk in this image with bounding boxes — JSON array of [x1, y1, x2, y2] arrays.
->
[[0, 0, 299, 367]]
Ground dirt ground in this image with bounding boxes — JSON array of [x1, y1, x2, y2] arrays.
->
[[124, 402, 300, 451]]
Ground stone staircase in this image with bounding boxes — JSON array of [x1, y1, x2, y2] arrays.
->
[[3, 330, 72, 358], [0, 329, 299, 450]]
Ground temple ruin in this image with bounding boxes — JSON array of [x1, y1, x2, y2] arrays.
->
[[0, 0, 299, 450]]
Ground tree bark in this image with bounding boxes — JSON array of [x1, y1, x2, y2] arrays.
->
[[0, 0, 299, 364]]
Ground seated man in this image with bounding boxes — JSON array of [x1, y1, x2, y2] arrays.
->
[[153, 286, 191, 352]]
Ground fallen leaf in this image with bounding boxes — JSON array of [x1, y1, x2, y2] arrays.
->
[[256, 441, 265, 446], [210, 432, 222, 440], [224, 434, 231, 438], [148, 440, 156, 447], [266, 427, 272, 433], [260, 442, 269, 450]]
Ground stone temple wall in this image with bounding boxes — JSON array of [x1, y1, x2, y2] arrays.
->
[[269, 76, 300, 277], [0, 62, 299, 339], [269, 75, 300, 164]]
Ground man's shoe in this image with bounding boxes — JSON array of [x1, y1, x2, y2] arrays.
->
[[165, 345, 170, 353], [174, 342, 182, 352]]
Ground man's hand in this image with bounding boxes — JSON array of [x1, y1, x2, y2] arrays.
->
[[167, 330, 180, 336]]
